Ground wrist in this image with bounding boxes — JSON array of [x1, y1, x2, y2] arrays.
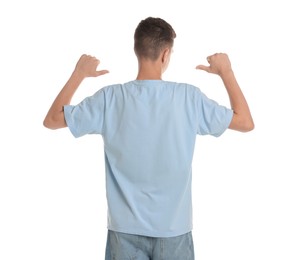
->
[[72, 69, 86, 82], [219, 69, 234, 79], [63, 70, 85, 92]]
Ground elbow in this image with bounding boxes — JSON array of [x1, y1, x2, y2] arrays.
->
[[43, 117, 56, 130], [43, 114, 66, 130], [230, 114, 255, 132], [240, 116, 255, 132], [243, 120, 255, 132]]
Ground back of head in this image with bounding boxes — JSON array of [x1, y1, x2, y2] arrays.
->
[[134, 17, 176, 61]]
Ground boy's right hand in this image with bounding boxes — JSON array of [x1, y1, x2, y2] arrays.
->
[[74, 54, 109, 78]]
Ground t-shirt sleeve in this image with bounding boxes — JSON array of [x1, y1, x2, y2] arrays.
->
[[195, 89, 233, 137], [63, 89, 105, 138]]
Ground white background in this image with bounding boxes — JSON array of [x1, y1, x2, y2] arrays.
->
[[1, 0, 295, 259]]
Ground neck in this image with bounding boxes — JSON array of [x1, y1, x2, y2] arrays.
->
[[136, 59, 163, 80]]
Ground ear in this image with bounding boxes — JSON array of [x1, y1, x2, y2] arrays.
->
[[161, 48, 171, 63]]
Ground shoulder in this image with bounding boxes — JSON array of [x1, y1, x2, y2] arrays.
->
[[92, 83, 123, 98], [100, 83, 123, 93], [163, 80, 202, 96]]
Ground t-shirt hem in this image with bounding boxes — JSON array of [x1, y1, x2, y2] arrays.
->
[[213, 109, 234, 137], [107, 226, 193, 238], [63, 105, 80, 138]]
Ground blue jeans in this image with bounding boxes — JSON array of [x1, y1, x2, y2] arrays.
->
[[105, 230, 195, 260]]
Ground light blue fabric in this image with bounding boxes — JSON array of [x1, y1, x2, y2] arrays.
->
[[64, 80, 233, 237], [105, 230, 194, 260]]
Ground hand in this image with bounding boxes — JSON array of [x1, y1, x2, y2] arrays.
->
[[74, 54, 109, 78], [196, 53, 232, 77]]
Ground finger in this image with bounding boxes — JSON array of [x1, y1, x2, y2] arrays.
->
[[196, 65, 210, 72], [90, 56, 99, 64], [95, 70, 109, 77]]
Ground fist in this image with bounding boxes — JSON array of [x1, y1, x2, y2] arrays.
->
[[75, 54, 109, 78], [196, 53, 232, 76]]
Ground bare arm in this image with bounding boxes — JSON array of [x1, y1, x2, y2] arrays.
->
[[196, 53, 254, 132], [43, 54, 109, 130]]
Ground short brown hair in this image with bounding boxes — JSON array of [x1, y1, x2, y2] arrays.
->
[[134, 17, 176, 61]]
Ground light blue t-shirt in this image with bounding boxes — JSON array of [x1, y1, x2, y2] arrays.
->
[[64, 80, 233, 237]]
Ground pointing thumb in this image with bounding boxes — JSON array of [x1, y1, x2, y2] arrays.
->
[[95, 70, 109, 77], [196, 65, 210, 72]]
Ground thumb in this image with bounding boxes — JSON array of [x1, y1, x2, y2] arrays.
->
[[196, 65, 210, 72], [95, 70, 109, 77]]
